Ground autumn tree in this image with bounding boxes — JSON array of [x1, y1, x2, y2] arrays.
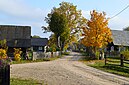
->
[[81, 10, 112, 58]]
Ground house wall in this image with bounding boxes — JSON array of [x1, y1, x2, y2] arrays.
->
[[0, 25, 31, 58]]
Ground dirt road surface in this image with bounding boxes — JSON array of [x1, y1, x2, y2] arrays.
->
[[11, 52, 129, 85]]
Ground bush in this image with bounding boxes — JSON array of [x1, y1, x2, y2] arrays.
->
[[121, 50, 129, 60], [95, 51, 100, 60], [14, 48, 22, 61]]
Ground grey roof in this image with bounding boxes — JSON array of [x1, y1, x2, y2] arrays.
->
[[31, 38, 48, 46], [112, 30, 129, 46]]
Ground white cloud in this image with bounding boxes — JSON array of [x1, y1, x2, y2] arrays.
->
[[82, 10, 129, 31], [109, 16, 129, 30], [0, 0, 47, 20], [0, 0, 51, 38]]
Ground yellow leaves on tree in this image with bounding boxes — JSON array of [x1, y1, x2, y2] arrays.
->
[[82, 10, 112, 50]]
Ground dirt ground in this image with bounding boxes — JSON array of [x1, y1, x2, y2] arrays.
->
[[11, 52, 129, 85]]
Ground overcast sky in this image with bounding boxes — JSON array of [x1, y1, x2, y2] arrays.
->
[[0, 0, 129, 38]]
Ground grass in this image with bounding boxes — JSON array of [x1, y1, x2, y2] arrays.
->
[[62, 52, 70, 55], [80, 55, 129, 77], [10, 78, 45, 85]]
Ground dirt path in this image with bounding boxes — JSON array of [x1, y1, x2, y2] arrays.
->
[[11, 52, 129, 85]]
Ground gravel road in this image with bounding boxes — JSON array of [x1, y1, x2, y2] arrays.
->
[[11, 52, 129, 85]]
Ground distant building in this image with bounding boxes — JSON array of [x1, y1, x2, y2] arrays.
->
[[31, 38, 48, 52]]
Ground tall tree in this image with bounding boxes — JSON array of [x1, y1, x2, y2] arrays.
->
[[81, 10, 112, 56], [43, 2, 87, 49], [48, 11, 68, 47]]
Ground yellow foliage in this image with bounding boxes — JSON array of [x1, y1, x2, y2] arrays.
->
[[0, 49, 7, 59], [81, 10, 112, 50], [14, 48, 22, 61]]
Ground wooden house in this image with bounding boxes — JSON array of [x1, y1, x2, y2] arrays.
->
[[31, 38, 48, 52], [107, 30, 129, 52], [0, 25, 31, 57]]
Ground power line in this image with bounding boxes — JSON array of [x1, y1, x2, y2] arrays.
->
[[110, 5, 129, 19]]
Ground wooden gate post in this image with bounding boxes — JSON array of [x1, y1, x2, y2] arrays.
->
[[104, 53, 107, 65], [2, 64, 10, 85], [120, 54, 124, 67]]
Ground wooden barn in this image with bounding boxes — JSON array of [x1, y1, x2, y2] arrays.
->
[[107, 30, 129, 52], [0, 25, 31, 57]]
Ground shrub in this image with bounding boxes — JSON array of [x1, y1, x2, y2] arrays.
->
[[95, 51, 100, 60], [14, 48, 22, 61], [0, 49, 7, 59], [121, 50, 129, 60]]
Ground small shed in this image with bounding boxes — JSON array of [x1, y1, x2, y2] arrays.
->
[[31, 38, 48, 52]]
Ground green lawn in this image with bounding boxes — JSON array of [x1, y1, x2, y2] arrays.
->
[[10, 78, 45, 85], [80, 56, 129, 77]]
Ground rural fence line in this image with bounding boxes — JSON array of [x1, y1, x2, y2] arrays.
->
[[105, 54, 129, 68]]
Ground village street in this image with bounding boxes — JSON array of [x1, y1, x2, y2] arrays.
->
[[11, 52, 129, 85]]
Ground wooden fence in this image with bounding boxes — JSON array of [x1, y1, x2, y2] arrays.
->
[[105, 54, 129, 67], [0, 64, 10, 85]]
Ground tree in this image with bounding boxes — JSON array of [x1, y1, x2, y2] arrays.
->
[[43, 2, 87, 50], [81, 10, 112, 57], [48, 11, 68, 48], [123, 26, 129, 31]]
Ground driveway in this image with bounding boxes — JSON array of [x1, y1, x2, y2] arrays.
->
[[11, 52, 129, 85]]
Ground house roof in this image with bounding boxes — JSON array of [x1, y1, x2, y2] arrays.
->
[[112, 30, 129, 46], [31, 38, 48, 46]]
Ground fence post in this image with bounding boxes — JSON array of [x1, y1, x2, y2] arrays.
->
[[104, 53, 107, 65], [120, 54, 124, 67], [2, 64, 10, 85]]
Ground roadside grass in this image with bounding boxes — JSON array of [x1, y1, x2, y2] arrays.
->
[[62, 52, 70, 55], [10, 78, 45, 85], [80, 55, 129, 77]]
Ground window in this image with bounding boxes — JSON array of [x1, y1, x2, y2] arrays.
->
[[39, 47, 42, 50]]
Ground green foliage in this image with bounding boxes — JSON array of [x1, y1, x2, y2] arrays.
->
[[43, 1, 87, 50], [62, 52, 70, 55], [95, 51, 100, 60], [49, 12, 68, 37], [121, 50, 129, 60], [123, 26, 129, 31], [0, 39, 8, 51], [48, 44, 56, 52], [32, 35, 40, 38]]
